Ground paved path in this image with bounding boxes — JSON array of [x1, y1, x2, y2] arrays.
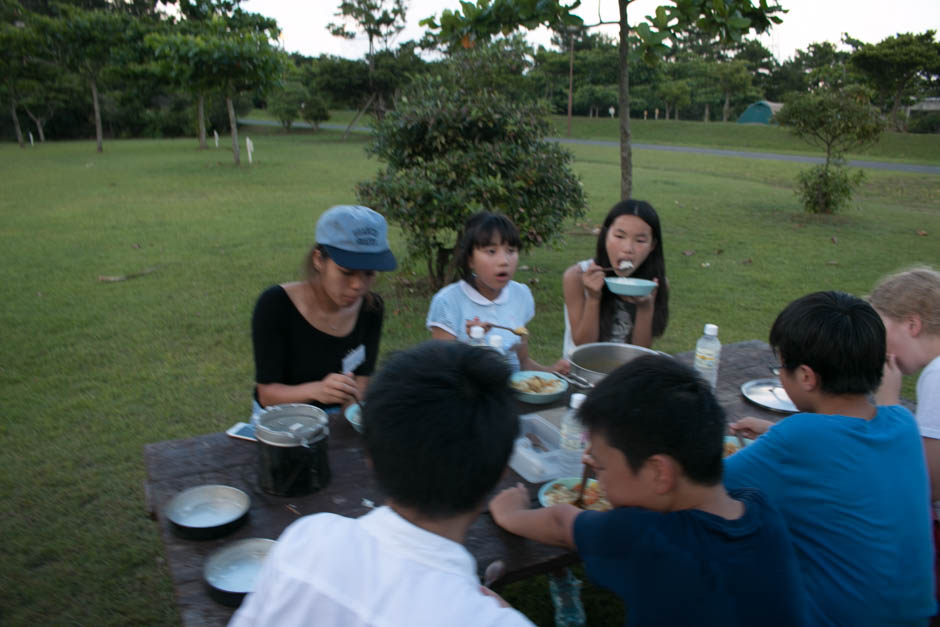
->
[[240, 118, 939, 175]]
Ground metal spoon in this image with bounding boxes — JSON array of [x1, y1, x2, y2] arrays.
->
[[488, 323, 529, 336], [574, 463, 592, 508]]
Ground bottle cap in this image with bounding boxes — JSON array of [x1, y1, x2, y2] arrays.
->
[[704, 323, 718, 336], [469, 325, 485, 340], [488, 334, 504, 349], [569, 393, 587, 409]]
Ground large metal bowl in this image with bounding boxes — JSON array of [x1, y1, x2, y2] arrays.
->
[[568, 342, 663, 385]]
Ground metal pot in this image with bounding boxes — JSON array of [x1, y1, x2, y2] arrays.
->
[[256, 404, 331, 497], [568, 342, 662, 385]]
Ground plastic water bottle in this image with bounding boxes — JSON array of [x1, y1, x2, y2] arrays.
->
[[559, 393, 588, 477], [468, 324, 486, 347], [694, 323, 721, 390]]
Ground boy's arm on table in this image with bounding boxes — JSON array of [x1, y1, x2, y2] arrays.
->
[[489, 483, 579, 550]]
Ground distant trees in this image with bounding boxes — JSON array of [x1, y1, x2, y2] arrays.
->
[[850, 31, 940, 129], [422, 0, 786, 199]]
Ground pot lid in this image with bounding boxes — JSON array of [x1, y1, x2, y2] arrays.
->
[[256, 404, 328, 446]]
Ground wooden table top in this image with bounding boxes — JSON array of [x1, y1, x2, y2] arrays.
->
[[144, 340, 791, 626]]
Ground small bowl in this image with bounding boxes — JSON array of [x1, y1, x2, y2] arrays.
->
[[538, 477, 598, 507], [164, 484, 250, 540], [344, 403, 364, 433], [510, 371, 568, 405], [204, 538, 276, 606], [723, 435, 754, 458], [604, 277, 656, 297]]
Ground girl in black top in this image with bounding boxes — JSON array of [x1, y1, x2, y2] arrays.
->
[[251, 205, 396, 414]]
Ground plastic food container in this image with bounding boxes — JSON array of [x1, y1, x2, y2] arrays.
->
[[509, 413, 563, 483]]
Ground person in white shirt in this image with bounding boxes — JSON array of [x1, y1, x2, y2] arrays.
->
[[229, 340, 535, 627]]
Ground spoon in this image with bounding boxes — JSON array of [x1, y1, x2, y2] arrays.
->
[[488, 323, 529, 336], [573, 463, 592, 508], [596, 260, 634, 273]]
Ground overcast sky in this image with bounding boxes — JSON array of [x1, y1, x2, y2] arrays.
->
[[240, 0, 939, 63]]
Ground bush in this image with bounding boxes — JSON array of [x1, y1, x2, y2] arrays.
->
[[300, 90, 329, 130], [908, 112, 940, 135], [794, 163, 865, 215], [357, 44, 587, 288]]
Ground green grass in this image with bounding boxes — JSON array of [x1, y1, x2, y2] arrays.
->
[[1, 126, 938, 626]]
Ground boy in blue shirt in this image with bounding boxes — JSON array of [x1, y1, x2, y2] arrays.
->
[[727, 290, 936, 626], [490, 355, 806, 626]]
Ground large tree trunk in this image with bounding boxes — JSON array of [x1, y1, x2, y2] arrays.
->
[[24, 107, 45, 142], [90, 78, 103, 153], [197, 93, 207, 150], [665, 103, 671, 120], [9, 98, 24, 148], [226, 94, 240, 165], [703, 102, 710, 122], [618, 0, 633, 200], [722, 91, 730, 122]]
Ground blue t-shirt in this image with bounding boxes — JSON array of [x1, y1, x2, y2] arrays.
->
[[426, 280, 535, 372], [724, 406, 936, 626], [573, 489, 807, 627]]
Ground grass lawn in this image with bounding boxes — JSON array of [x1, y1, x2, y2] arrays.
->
[[1, 124, 938, 626]]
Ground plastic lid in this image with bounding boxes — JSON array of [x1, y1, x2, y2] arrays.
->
[[704, 323, 718, 336], [569, 392, 587, 408], [488, 334, 504, 349], [469, 325, 485, 340], [256, 404, 329, 447]]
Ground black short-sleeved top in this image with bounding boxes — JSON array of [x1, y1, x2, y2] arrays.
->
[[251, 285, 384, 409]]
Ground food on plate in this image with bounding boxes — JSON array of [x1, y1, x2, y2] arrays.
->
[[511, 375, 563, 395], [543, 481, 612, 511], [723, 440, 741, 457]]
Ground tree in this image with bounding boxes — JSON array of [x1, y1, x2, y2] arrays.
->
[[299, 88, 329, 131], [712, 59, 756, 121], [356, 44, 587, 289], [851, 31, 940, 129], [37, 5, 140, 153], [776, 86, 886, 214], [0, 8, 32, 147], [657, 78, 690, 120], [148, 13, 285, 164], [268, 79, 305, 131], [422, 0, 785, 200], [328, 0, 407, 123]]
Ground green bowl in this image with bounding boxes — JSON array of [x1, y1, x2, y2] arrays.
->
[[510, 371, 568, 404], [604, 277, 656, 296]]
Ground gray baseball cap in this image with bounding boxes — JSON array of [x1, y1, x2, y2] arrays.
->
[[315, 205, 397, 271]]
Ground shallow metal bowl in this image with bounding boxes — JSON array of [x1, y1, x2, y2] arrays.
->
[[204, 538, 276, 606], [164, 484, 250, 540]]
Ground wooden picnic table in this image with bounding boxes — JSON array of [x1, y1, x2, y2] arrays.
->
[[143, 340, 791, 626]]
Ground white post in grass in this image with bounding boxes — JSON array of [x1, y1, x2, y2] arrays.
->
[[28, 131, 34, 146], [246, 136, 253, 164], [214, 130, 219, 148]]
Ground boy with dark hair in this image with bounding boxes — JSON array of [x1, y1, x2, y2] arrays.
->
[[231, 341, 535, 627], [490, 355, 807, 626], [727, 291, 936, 626]]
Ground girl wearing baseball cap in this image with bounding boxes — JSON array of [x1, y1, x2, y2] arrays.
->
[[250, 205, 397, 417]]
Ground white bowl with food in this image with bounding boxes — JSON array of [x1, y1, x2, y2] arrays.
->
[[604, 277, 656, 297], [538, 477, 612, 511], [723, 434, 753, 457], [510, 371, 568, 404]]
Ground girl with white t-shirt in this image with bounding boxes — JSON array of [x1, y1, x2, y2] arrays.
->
[[562, 199, 669, 356], [871, 266, 940, 510], [426, 211, 568, 374]]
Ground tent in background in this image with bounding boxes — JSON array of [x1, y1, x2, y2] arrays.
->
[[737, 101, 783, 124]]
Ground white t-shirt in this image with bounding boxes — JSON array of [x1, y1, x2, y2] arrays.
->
[[229, 506, 533, 627], [916, 355, 940, 439], [426, 280, 535, 372]]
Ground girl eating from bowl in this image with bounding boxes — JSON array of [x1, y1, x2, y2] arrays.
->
[[562, 199, 669, 355], [426, 211, 568, 374], [250, 205, 396, 420]]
